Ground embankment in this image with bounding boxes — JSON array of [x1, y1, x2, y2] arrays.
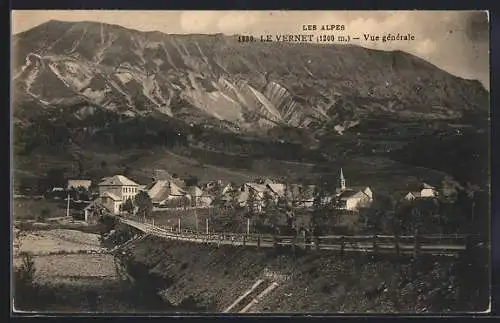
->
[[118, 236, 488, 313]]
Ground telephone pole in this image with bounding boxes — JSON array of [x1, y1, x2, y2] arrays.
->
[[66, 193, 70, 217]]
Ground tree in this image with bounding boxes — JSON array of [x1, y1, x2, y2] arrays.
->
[[228, 187, 240, 210], [211, 191, 225, 208], [247, 188, 257, 215], [185, 175, 199, 187], [14, 252, 37, 307], [311, 185, 327, 238], [134, 191, 153, 220], [46, 168, 66, 189], [263, 190, 279, 237], [122, 198, 135, 214], [262, 190, 275, 212], [361, 193, 397, 234], [439, 175, 463, 204], [36, 208, 51, 222], [123, 166, 132, 178], [244, 188, 258, 233]]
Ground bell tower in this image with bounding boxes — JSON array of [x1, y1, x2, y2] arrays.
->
[[340, 168, 346, 191]]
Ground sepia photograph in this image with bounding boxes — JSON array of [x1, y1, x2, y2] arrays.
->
[[11, 10, 490, 314]]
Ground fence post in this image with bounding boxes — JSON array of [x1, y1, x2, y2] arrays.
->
[[394, 232, 400, 258], [243, 235, 246, 246], [413, 229, 421, 259], [340, 236, 345, 259], [257, 235, 261, 249], [373, 234, 379, 255]]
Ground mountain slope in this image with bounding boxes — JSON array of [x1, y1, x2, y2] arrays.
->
[[12, 20, 489, 133]]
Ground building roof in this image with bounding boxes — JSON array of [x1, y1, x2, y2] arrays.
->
[[99, 175, 139, 187], [336, 186, 371, 194], [237, 190, 250, 204], [267, 183, 286, 197], [68, 179, 92, 184], [221, 183, 234, 195], [67, 180, 92, 189], [422, 183, 435, 189], [406, 191, 422, 198], [169, 182, 186, 196], [148, 181, 187, 203], [101, 191, 121, 201], [187, 186, 204, 197], [338, 189, 368, 200], [152, 189, 170, 203], [245, 183, 267, 193]]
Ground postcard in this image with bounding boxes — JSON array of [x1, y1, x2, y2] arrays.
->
[[11, 10, 490, 314]]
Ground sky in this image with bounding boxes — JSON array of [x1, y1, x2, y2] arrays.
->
[[11, 10, 490, 90]]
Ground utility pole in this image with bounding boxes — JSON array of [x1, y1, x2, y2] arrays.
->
[[178, 217, 181, 233], [66, 193, 70, 217], [195, 208, 199, 232], [247, 217, 250, 235], [206, 217, 209, 235]]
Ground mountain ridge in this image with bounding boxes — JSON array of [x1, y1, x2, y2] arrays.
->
[[12, 19, 489, 134]]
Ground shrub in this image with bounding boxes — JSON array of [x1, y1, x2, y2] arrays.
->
[[13, 252, 37, 308]]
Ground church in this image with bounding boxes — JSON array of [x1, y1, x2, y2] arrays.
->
[[333, 168, 373, 211]]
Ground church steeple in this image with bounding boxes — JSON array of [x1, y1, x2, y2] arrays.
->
[[340, 168, 346, 191]]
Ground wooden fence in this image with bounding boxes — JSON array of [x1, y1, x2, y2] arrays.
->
[[119, 217, 470, 257]]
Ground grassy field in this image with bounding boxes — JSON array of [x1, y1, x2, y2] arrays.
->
[[13, 198, 69, 220], [13, 229, 105, 256]]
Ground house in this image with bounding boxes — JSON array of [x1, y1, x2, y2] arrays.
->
[[202, 180, 228, 196], [336, 188, 373, 211], [67, 179, 92, 190], [334, 168, 373, 211], [404, 183, 438, 201], [186, 186, 213, 207], [266, 183, 286, 201], [237, 183, 267, 211], [97, 175, 140, 214], [265, 183, 315, 208], [221, 183, 235, 195], [145, 180, 188, 207]]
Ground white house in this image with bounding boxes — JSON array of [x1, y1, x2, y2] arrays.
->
[[266, 183, 286, 202], [336, 188, 373, 211], [67, 179, 92, 190], [334, 168, 373, 211], [237, 183, 267, 211], [404, 183, 438, 201], [145, 180, 188, 207], [98, 175, 140, 214]]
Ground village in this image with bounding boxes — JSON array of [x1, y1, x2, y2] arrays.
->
[[36, 168, 440, 237]]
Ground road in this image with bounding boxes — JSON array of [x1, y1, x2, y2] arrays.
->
[[119, 217, 467, 256]]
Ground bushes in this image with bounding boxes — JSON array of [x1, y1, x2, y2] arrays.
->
[[13, 252, 37, 309]]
